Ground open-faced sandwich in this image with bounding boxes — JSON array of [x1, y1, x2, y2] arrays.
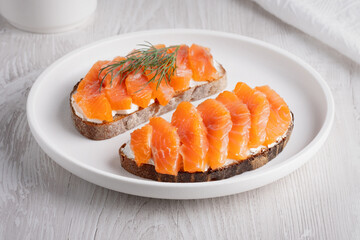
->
[[119, 82, 294, 182], [70, 43, 227, 140]]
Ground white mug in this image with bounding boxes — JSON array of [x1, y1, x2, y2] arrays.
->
[[0, 0, 97, 33]]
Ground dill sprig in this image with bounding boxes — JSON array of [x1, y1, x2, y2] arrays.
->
[[98, 42, 180, 92]]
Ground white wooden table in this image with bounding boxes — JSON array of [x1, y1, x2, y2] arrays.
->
[[1, 0, 359, 239]]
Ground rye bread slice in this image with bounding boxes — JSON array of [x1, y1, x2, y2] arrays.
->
[[70, 64, 227, 140], [119, 113, 294, 182]]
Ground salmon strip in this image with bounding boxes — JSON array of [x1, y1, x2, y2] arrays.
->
[[255, 85, 291, 145], [99, 56, 126, 88], [197, 99, 232, 169], [125, 72, 153, 108], [234, 82, 270, 148], [105, 80, 132, 110], [189, 44, 218, 82], [73, 61, 113, 122], [170, 45, 193, 91], [149, 80, 175, 106], [140, 44, 176, 106], [150, 117, 181, 175], [100, 56, 132, 110], [216, 91, 251, 160], [171, 102, 209, 172], [130, 124, 153, 167], [76, 60, 109, 93]]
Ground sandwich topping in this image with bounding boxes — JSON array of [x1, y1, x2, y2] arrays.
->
[[127, 82, 292, 176], [72, 43, 220, 123]]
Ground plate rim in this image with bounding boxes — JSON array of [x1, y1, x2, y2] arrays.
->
[[26, 29, 335, 197]]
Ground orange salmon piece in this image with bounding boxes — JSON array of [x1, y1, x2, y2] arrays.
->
[[188, 44, 218, 82], [234, 82, 270, 148], [150, 117, 181, 175], [171, 102, 209, 172], [99, 56, 126, 88], [216, 91, 251, 160], [130, 124, 153, 167], [143, 44, 176, 106], [99, 56, 133, 110], [125, 72, 153, 108], [255, 85, 291, 145], [197, 99, 232, 169], [149, 80, 175, 106], [73, 61, 113, 122], [170, 44, 192, 91], [105, 80, 132, 110], [76, 60, 109, 93]]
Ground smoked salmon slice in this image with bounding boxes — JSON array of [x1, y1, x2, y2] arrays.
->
[[170, 45, 193, 91], [149, 117, 181, 175], [255, 85, 291, 145], [125, 72, 153, 108], [100, 57, 132, 110], [197, 99, 232, 169], [234, 82, 270, 148], [171, 102, 209, 172], [105, 80, 132, 111], [99, 56, 126, 88], [73, 61, 113, 122], [76, 60, 109, 93], [130, 124, 153, 167], [189, 44, 218, 82], [149, 80, 175, 106], [143, 44, 176, 106], [216, 91, 251, 160]]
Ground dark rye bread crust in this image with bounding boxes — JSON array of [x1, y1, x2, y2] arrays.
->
[[70, 64, 227, 140], [119, 113, 294, 182]]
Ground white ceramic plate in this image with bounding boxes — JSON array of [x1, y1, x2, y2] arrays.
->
[[27, 29, 334, 199]]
